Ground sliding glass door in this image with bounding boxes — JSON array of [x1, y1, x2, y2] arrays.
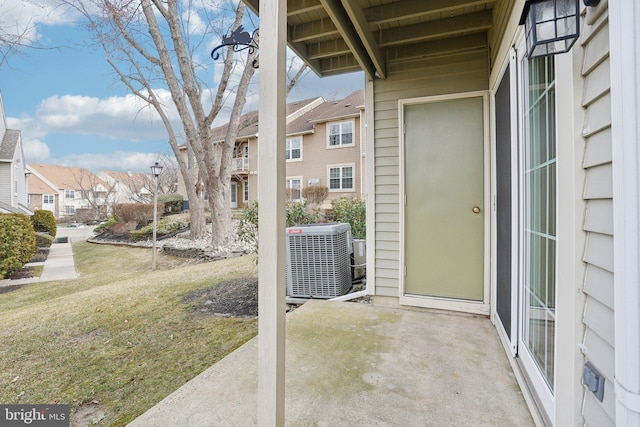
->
[[520, 54, 557, 416]]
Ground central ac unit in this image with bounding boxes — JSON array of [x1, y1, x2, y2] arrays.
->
[[286, 223, 352, 298]]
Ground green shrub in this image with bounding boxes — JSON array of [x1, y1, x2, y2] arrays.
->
[[0, 213, 36, 278], [331, 197, 366, 239], [236, 201, 323, 255], [286, 201, 322, 227], [237, 201, 259, 253], [35, 232, 55, 248], [129, 217, 189, 239], [158, 193, 184, 213], [94, 217, 119, 234], [31, 210, 57, 238]]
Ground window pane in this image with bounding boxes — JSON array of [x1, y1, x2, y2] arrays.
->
[[329, 168, 340, 189]]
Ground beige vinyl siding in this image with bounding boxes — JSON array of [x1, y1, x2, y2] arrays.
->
[[285, 117, 362, 205], [372, 50, 488, 297], [579, 6, 614, 427]]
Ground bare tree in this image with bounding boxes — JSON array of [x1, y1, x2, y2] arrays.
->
[[0, 1, 57, 68], [64, 0, 258, 249], [72, 168, 117, 220]]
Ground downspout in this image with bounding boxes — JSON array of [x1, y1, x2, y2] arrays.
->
[[610, 1, 640, 425]]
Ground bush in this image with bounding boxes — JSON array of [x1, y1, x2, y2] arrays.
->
[[331, 197, 366, 239], [158, 193, 183, 213], [129, 217, 189, 239], [286, 201, 322, 227], [94, 217, 119, 234], [31, 210, 57, 238], [35, 232, 55, 248], [113, 203, 163, 225], [302, 185, 328, 205], [237, 201, 259, 253], [0, 213, 36, 278], [236, 201, 323, 255]]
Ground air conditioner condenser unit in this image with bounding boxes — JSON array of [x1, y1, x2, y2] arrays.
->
[[286, 223, 352, 298]]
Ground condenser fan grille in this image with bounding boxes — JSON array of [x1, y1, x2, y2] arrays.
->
[[286, 223, 352, 298]]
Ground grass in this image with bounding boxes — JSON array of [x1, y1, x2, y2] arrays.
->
[[0, 241, 258, 426]]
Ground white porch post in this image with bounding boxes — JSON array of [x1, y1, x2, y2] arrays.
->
[[258, 0, 287, 425], [610, 1, 640, 425]]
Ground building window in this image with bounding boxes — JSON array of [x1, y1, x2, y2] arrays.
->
[[286, 137, 302, 161], [522, 55, 557, 392], [286, 178, 302, 201], [65, 189, 75, 199], [27, 194, 31, 205], [327, 121, 354, 147], [328, 164, 354, 191], [64, 205, 75, 215], [244, 180, 249, 202], [43, 195, 54, 204]]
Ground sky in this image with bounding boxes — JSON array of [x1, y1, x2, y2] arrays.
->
[[0, 0, 364, 173]]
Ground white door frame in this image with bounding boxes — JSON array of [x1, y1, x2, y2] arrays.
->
[[398, 91, 491, 315]]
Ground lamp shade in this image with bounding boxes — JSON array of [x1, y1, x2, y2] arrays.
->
[[150, 162, 163, 177], [519, 0, 580, 58]]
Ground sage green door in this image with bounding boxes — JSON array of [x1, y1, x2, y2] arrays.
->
[[404, 96, 484, 301]]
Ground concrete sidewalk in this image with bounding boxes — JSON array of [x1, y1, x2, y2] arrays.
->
[[130, 300, 535, 426], [0, 241, 78, 287]]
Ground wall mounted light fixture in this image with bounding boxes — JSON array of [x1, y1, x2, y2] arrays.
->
[[519, 0, 580, 58]]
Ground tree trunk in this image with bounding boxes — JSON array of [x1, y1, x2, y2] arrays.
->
[[208, 176, 231, 249]]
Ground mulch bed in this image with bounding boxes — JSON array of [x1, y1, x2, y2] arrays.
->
[[182, 276, 258, 318]]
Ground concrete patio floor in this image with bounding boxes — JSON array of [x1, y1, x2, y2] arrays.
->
[[130, 299, 535, 426]]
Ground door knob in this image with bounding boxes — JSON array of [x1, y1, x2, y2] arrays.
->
[[472, 206, 481, 214]]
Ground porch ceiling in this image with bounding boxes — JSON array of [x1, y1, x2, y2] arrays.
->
[[244, 0, 502, 80]]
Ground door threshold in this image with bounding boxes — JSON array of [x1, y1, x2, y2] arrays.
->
[[400, 294, 490, 315]]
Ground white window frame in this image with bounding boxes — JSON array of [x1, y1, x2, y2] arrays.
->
[[285, 176, 303, 201], [244, 180, 249, 202], [286, 136, 303, 162], [43, 194, 54, 204], [326, 120, 355, 148], [65, 189, 75, 199], [327, 163, 355, 192]]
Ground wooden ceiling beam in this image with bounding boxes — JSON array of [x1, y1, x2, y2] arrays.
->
[[378, 10, 493, 47], [385, 33, 488, 62], [365, 0, 496, 26], [341, 0, 386, 78], [288, 0, 324, 17], [308, 38, 351, 59], [319, 0, 376, 79]]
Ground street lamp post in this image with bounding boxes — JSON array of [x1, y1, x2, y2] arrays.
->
[[150, 162, 163, 270]]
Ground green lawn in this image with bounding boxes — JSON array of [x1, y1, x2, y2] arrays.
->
[[0, 241, 258, 426]]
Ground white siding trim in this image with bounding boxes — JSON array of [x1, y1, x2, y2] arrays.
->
[[365, 79, 375, 297], [610, 0, 640, 424]]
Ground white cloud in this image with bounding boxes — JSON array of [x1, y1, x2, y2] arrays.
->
[[53, 151, 169, 173], [22, 138, 51, 161], [10, 90, 181, 142], [0, 0, 80, 46]]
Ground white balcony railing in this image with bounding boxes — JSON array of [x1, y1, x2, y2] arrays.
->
[[232, 157, 249, 172]]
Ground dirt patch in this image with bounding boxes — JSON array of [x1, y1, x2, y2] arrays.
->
[[183, 277, 258, 318], [0, 284, 24, 294], [6, 267, 36, 280], [70, 402, 105, 427]]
